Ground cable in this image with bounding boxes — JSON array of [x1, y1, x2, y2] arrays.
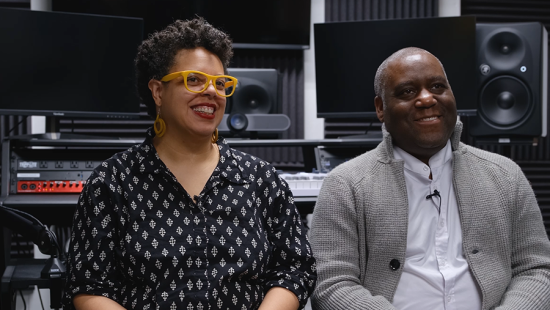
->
[[37, 287, 46, 310], [6, 115, 29, 135], [18, 290, 27, 310], [12, 289, 16, 308], [1, 205, 63, 256], [2, 205, 43, 227]]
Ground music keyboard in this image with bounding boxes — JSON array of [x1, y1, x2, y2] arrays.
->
[[279, 172, 327, 197]]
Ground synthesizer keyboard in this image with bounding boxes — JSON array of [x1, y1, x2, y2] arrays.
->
[[279, 172, 327, 197]]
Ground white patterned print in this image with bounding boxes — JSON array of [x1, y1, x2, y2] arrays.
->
[[64, 128, 317, 310]]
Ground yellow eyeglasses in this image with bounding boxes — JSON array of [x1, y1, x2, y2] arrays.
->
[[160, 70, 238, 97]]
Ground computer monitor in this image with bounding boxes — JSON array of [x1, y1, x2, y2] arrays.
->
[[52, 0, 311, 50], [315, 16, 477, 118], [0, 8, 143, 120]]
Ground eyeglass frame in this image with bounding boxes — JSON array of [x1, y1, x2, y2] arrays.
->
[[160, 70, 238, 97]]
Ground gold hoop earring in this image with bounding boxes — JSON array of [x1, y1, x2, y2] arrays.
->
[[211, 128, 218, 143], [154, 113, 166, 137]]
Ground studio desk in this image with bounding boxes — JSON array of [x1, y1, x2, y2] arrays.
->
[[0, 133, 381, 309], [1, 133, 382, 223]]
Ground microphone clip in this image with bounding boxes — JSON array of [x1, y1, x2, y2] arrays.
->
[[426, 189, 440, 200]]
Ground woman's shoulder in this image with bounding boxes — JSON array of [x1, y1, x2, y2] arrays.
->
[[216, 140, 279, 184], [217, 139, 272, 169], [88, 142, 150, 184]]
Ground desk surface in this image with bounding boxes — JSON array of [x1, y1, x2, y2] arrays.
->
[[7, 134, 382, 148], [2, 258, 50, 290]]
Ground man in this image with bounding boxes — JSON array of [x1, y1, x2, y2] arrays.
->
[[310, 47, 550, 310]]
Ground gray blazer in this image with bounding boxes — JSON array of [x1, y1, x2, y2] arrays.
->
[[310, 121, 550, 310]]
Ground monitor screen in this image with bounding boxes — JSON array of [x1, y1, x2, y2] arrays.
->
[[0, 8, 143, 119], [52, 0, 311, 49], [315, 16, 477, 118]]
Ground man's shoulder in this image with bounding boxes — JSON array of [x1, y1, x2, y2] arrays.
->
[[458, 142, 521, 174], [327, 147, 381, 180]]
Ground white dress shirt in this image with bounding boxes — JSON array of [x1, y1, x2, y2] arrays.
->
[[391, 140, 482, 310]]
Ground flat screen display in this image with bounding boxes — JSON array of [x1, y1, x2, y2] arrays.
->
[[315, 16, 477, 118], [52, 0, 311, 49], [0, 8, 143, 118]]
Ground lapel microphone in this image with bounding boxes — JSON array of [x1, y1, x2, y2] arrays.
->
[[426, 189, 440, 200], [426, 189, 442, 214]]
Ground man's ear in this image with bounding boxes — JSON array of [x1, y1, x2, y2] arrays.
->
[[374, 96, 384, 123], [148, 79, 163, 107]]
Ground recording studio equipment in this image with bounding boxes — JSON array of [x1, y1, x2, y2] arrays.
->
[[426, 190, 441, 200], [470, 22, 548, 139], [425, 189, 442, 214], [7, 157, 101, 195], [279, 173, 328, 197], [314, 145, 374, 173], [315, 16, 477, 118], [227, 68, 281, 115], [221, 68, 288, 138], [218, 114, 291, 134], [226, 113, 249, 133]]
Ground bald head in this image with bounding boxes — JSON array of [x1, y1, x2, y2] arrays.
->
[[374, 47, 448, 106]]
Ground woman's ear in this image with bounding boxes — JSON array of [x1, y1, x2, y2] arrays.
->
[[374, 96, 384, 123], [148, 79, 163, 107]]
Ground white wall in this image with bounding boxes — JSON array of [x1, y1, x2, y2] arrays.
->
[[439, 0, 461, 17], [303, 0, 325, 139]]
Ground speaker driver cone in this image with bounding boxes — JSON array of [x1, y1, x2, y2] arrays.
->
[[232, 77, 271, 114], [479, 75, 531, 127], [484, 29, 526, 70]]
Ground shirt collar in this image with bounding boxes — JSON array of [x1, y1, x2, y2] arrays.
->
[[215, 137, 251, 185], [393, 140, 453, 178], [379, 120, 464, 164], [138, 127, 249, 184]]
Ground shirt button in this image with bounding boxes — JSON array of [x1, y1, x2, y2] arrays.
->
[[389, 259, 401, 270], [423, 166, 429, 171]]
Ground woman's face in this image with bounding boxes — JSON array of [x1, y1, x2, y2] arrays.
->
[[154, 47, 226, 141]]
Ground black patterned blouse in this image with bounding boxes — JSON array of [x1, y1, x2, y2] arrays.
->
[[63, 128, 316, 310]]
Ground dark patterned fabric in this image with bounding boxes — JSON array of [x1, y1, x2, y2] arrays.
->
[[63, 128, 316, 310]]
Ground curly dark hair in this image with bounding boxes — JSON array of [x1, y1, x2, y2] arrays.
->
[[135, 17, 233, 118]]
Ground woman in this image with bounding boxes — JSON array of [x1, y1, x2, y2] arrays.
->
[[64, 18, 316, 310]]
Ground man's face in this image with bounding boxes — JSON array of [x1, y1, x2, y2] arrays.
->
[[374, 52, 457, 162]]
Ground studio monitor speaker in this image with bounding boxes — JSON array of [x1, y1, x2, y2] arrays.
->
[[226, 68, 281, 115], [221, 68, 288, 138], [470, 22, 548, 138]]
